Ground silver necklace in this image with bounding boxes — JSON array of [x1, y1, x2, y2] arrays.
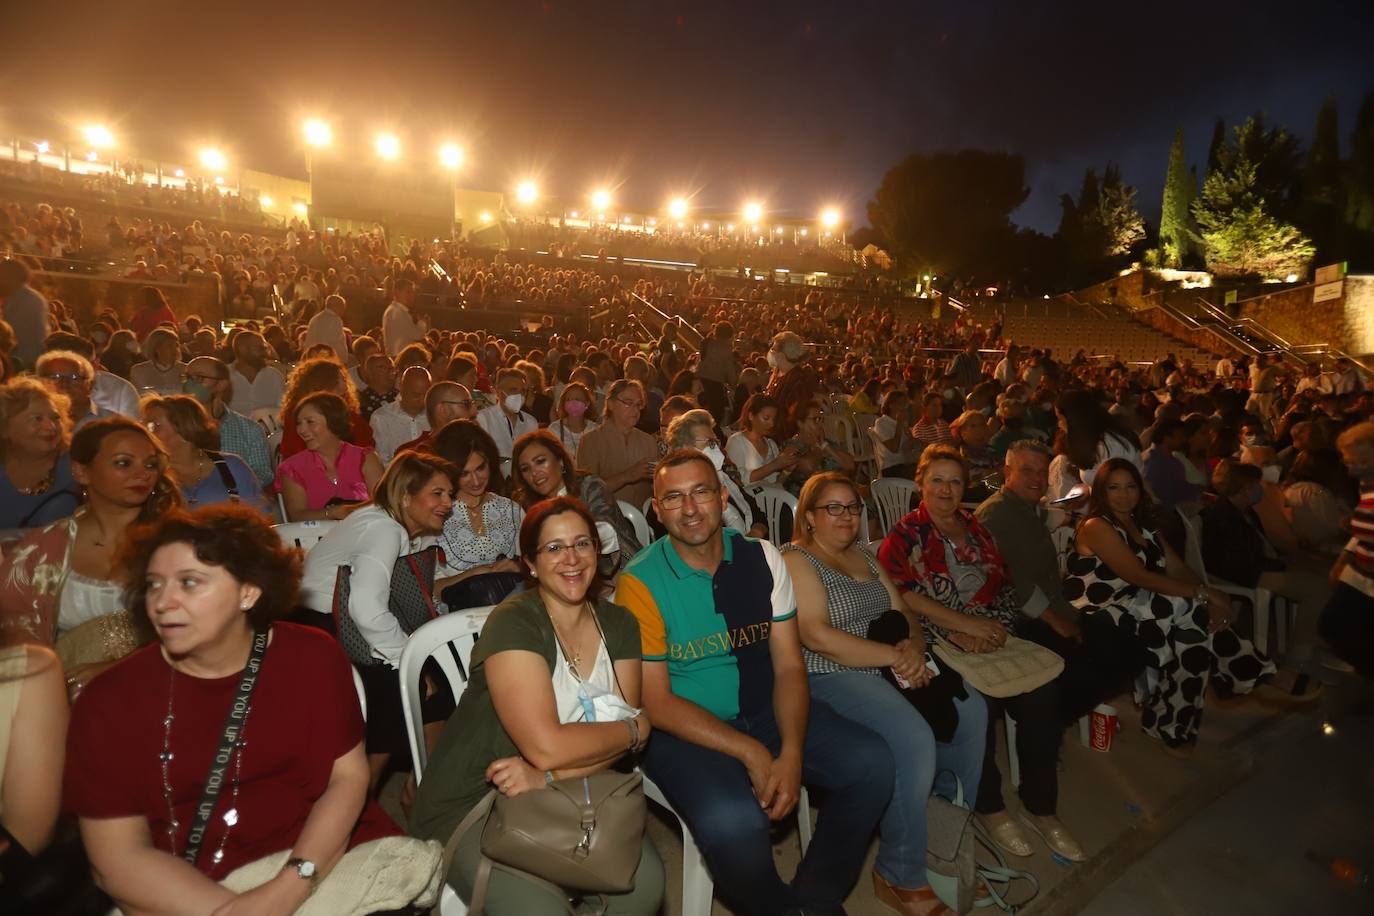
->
[[160, 665, 250, 865]]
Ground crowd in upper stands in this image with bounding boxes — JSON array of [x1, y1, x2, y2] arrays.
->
[[1, 199, 1372, 915]]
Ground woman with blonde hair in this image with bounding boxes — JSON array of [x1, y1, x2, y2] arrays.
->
[[129, 326, 186, 395], [0, 377, 81, 529], [279, 356, 375, 458], [300, 449, 461, 787]]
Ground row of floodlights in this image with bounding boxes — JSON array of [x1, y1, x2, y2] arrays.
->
[[47, 123, 845, 229]]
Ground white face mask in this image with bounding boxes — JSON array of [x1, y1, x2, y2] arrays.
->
[[503, 393, 525, 413], [1261, 465, 1280, 484], [702, 443, 726, 470], [766, 350, 780, 369]]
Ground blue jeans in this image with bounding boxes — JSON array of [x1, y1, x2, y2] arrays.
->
[[643, 699, 893, 916], [810, 670, 987, 889]]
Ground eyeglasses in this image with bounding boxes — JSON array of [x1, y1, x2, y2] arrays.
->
[[613, 398, 645, 410], [691, 437, 720, 450], [658, 485, 720, 511], [817, 501, 864, 517], [538, 537, 597, 558], [182, 373, 223, 385], [41, 372, 87, 384], [440, 399, 473, 409]]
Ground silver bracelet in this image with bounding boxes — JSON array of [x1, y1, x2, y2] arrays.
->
[[625, 717, 640, 751]]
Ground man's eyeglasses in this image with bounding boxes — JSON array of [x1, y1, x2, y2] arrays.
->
[[538, 537, 597, 558], [41, 373, 87, 384], [440, 399, 473, 410], [658, 485, 720, 511], [614, 398, 645, 410], [817, 502, 864, 517], [182, 373, 223, 385]]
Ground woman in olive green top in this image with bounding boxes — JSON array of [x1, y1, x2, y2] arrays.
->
[[410, 496, 663, 915]]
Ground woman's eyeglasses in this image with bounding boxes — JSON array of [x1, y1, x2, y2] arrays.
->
[[817, 502, 863, 517], [538, 537, 597, 558]]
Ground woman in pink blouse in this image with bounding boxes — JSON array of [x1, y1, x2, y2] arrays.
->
[[276, 392, 383, 522]]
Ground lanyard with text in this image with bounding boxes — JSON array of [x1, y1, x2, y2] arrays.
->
[[182, 628, 269, 866]]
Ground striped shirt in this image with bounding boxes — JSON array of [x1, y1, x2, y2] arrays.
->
[[1346, 480, 1374, 580], [912, 416, 954, 447]]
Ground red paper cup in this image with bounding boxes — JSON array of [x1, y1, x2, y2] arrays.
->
[[1089, 703, 1119, 752]]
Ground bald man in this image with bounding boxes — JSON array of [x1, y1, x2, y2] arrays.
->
[[397, 381, 475, 453], [370, 365, 431, 463]]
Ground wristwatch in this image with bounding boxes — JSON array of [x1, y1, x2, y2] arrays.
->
[[284, 857, 319, 891]]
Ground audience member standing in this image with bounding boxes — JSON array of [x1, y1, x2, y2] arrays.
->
[[382, 278, 425, 357], [0, 260, 50, 370]]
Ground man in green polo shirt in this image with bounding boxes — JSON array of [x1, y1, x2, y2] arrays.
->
[[616, 449, 892, 916]]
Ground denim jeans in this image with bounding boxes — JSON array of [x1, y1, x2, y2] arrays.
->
[[809, 670, 987, 890], [643, 699, 893, 916]]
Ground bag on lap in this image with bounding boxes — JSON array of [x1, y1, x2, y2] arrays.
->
[[333, 546, 442, 667]]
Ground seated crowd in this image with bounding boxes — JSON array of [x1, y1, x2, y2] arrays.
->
[[1, 250, 1372, 916]]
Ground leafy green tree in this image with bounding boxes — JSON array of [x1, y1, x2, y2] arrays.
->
[[866, 149, 1029, 278], [1194, 159, 1314, 278], [1159, 127, 1199, 266], [1206, 118, 1226, 176]]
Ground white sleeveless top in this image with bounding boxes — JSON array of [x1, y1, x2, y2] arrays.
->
[[551, 639, 615, 724], [57, 570, 125, 633]]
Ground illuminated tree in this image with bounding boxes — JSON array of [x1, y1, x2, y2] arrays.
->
[[1158, 127, 1199, 267]]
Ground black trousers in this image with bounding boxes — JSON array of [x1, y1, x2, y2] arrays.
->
[[975, 681, 1063, 817], [1019, 614, 1149, 724], [1319, 582, 1374, 679]]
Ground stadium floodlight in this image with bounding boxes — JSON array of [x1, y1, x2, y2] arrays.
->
[[516, 180, 538, 205], [726, 223, 735, 232], [743, 201, 763, 224], [591, 189, 612, 210], [303, 119, 332, 148], [439, 143, 464, 169], [292, 202, 307, 214], [35, 140, 49, 154], [622, 216, 633, 224], [260, 195, 274, 207], [83, 125, 115, 149], [375, 132, 400, 160], [701, 222, 710, 230], [820, 207, 841, 229], [199, 148, 227, 171], [174, 168, 185, 177], [85, 152, 98, 162], [775, 226, 784, 234], [479, 211, 492, 223], [800, 228, 808, 236], [668, 198, 688, 219]]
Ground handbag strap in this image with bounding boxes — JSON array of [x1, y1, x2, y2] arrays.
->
[[182, 628, 269, 866], [406, 553, 440, 620], [207, 451, 240, 500]]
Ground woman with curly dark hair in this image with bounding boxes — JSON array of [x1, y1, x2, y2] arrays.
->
[[0, 416, 181, 697], [279, 356, 374, 459], [65, 504, 437, 916]]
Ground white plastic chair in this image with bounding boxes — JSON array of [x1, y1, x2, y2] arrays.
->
[[399, 607, 494, 916], [273, 519, 337, 553], [352, 665, 367, 722], [399, 607, 494, 781], [617, 499, 654, 547], [870, 477, 916, 537], [752, 485, 798, 544], [1176, 508, 1283, 655]]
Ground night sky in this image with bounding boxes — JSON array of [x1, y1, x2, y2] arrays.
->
[[6, 0, 1372, 234]]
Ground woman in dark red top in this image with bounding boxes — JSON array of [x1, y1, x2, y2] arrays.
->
[[65, 504, 399, 914], [278, 356, 375, 459]]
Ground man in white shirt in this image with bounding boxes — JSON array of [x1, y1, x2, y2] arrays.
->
[[302, 293, 350, 363], [227, 330, 287, 416], [993, 344, 1020, 386], [1215, 355, 1235, 378], [35, 350, 115, 429], [1331, 358, 1364, 395], [370, 366, 432, 463], [382, 278, 425, 357], [476, 366, 537, 463], [41, 331, 139, 417]]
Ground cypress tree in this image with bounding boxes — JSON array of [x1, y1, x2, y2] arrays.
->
[[1159, 127, 1197, 266], [1206, 118, 1226, 176]]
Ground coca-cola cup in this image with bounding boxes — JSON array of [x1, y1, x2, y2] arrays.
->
[[1089, 703, 1119, 752]]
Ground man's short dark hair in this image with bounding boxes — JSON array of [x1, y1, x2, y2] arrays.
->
[[656, 447, 716, 482], [1153, 418, 1185, 441], [43, 332, 95, 359]]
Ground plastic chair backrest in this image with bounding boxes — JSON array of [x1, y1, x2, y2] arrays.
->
[[1175, 508, 1210, 584], [870, 477, 916, 537], [273, 519, 337, 553], [399, 606, 494, 781], [352, 666, 367, 722], [617, 499, 654, 546], [753, 485, 798, 544]]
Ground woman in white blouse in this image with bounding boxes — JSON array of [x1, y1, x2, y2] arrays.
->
[[429, 420, 527, 610], [725, 393, 798, 487], [299, 449, 461, 789]]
